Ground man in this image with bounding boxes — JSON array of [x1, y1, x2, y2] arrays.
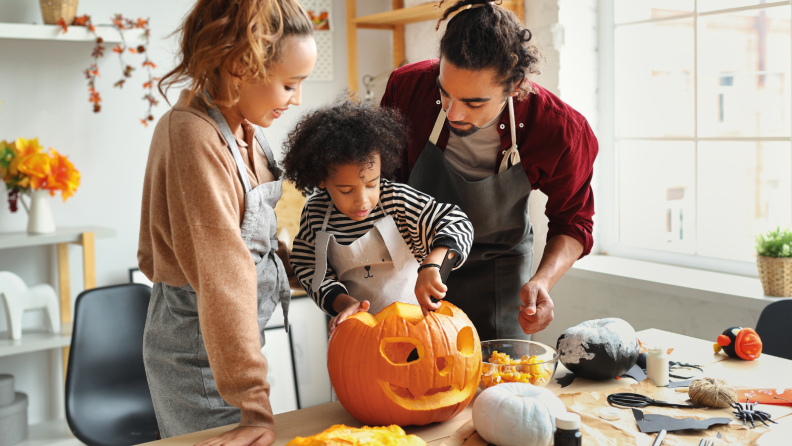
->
[[381, 0, 597, 340]]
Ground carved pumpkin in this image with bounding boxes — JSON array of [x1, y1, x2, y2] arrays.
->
[[328, 301, 482, 426], [285, 424, 426, 446]]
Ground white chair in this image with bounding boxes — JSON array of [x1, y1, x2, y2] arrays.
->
[[0, 271, 60, 340]]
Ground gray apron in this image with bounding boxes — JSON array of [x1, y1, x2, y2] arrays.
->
[[407, 97, 532, 341], [310, 201, 420, 315], [142, 99, 290, 438]]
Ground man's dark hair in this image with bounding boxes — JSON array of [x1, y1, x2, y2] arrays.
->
[[282, 97, 408, 196], [437, 0, 543, 99]]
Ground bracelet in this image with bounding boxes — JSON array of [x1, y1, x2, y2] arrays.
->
[[417, 263, 441, 274]]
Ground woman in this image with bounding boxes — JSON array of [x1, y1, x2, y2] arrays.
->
[[137, 0, 316, 444]]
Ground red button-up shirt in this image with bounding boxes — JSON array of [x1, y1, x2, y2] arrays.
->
[[381, 60, 597, 257]]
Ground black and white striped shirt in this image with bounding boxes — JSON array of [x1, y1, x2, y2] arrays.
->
[[291, 179, 474, 315]]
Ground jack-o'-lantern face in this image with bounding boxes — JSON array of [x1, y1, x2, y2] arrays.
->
[[327, 301, 482, 426]]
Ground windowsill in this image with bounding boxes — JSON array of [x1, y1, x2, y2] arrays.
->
[[568, 255, 788, 310]]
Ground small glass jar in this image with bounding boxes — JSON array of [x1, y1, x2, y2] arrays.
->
[[646, 343, 669, 387], [554, 412, 582, 446]]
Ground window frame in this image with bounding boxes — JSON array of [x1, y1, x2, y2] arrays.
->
[[597, 0, 792, 277]]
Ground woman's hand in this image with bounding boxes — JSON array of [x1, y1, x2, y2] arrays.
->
[[329, 297, 370, 335], [415, 266, 446, 316], [194, 426, 275, 446]]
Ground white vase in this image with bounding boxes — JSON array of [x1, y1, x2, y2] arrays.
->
[[22, 190, 56, 235]]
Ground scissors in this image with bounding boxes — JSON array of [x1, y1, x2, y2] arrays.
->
[[607, 393, 703, 409]]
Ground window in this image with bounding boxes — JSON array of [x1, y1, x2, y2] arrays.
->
[[601, 0, 792, 275]]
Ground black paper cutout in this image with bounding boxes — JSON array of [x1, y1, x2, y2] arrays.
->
[[620, 364, 647, 382], [668, 379, 695, 389], [631, 409, 731, 433], [556, 372, 578, 388]]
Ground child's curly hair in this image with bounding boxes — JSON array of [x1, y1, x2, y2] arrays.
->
[[282, 98, 408, 196]]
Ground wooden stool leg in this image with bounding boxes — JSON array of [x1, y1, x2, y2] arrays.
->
[[57, 243, 70, 379], [81, 232, 96, 289]]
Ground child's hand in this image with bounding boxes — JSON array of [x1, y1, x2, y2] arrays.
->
[[415, 266, 447, 316], [329, 299, 370, 335]]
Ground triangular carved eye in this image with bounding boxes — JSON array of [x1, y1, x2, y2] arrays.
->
[[381, 337, 424, 365], [436, 355, 453, 375]]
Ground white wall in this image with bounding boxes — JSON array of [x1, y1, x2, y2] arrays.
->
[[0, 0, 390, 425]]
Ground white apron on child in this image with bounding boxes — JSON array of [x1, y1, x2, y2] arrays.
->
[[311, 201, 420, 315]]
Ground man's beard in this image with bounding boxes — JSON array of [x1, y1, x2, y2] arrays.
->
[[448, 121, 481, 137]]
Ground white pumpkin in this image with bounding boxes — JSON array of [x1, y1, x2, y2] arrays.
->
[[472, 383, 567, 446]]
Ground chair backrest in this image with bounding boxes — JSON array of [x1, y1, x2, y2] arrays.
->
[[65, 284, 158, 446], [755, 299, 792, 361]]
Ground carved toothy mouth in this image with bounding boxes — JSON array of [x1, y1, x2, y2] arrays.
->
[[377, 379, 478, 410]]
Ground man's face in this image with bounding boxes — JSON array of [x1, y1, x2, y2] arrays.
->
[[437, 59, 512, 137]]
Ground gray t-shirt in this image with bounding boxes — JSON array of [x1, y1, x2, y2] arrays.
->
[[445, 108, 505, 182]]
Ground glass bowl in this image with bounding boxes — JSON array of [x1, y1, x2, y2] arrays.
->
[[480, 339, 559, 389]]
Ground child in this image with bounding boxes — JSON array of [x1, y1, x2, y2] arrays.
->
[[283, 99, 474, 332]]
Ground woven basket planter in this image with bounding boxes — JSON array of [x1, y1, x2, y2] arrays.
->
[[757, 255, 792, 297], [39, 0, 79, 25]]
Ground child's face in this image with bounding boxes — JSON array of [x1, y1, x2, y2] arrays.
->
[[321, 154, 381, 221]]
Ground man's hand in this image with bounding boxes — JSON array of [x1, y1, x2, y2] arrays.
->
[[415, 267, 446, 315], [195, 426, 275, 446], [518, 280, 555, 334], [329, 298, 370, 335]]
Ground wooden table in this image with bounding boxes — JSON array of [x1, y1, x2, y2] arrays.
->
[[140, 329, 792, 446]]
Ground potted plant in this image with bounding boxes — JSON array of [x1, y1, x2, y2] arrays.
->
[[755, 227, 792, 297], [0, 138, 80, 235]]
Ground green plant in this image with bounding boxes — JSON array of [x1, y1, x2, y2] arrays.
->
[[755, 227, 792, 258]]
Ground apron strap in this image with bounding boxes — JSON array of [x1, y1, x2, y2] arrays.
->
[[312, 202, 336, 293], [429, 108, 447, 146], [311, 231, 332, 294], [375, 214, 407, 272], [203, 90, 253, 193], [498, 96, 521, 174], [254, 127, 280, 180]]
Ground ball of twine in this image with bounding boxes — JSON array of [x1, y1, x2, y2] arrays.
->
[[688, 377, 737, 408]]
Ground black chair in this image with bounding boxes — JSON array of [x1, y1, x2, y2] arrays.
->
[[755, 298, 792, 361], [65, 284, 159, 446]]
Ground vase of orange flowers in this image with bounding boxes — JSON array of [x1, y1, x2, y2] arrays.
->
[[0, 138, 80, 235]]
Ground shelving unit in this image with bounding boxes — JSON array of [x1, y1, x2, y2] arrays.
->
[[0, 22, 145, 43], [0, 331, 71, 358], [0, 227, 113, 446], [0, 226, 115, 376], [346, 0, 525, 92]]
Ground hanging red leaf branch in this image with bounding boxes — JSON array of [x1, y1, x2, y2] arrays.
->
[[57, 14, 159, 127]]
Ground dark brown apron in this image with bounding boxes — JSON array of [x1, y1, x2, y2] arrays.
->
[[407, 98, 533, 341]]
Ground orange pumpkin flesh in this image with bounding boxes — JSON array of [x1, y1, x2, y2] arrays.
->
[[328, 301, 482, 426]]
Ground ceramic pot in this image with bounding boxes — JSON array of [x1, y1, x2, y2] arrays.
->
[[22, 190, 56, 235], [39, 0, 79, 25]]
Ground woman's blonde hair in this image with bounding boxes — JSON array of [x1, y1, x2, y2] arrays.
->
[[159, 0, 313, 107]]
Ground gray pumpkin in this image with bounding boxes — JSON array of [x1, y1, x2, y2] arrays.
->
[[556, 318, 639, 380]]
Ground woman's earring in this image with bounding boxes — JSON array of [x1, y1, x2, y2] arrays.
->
[[235, 83, 240, 92]]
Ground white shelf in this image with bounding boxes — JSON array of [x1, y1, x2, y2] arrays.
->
[[0, 226, 115, 250], [0, 23, 144, 44], [0, 331, 71, 358], [21, 419, 84, 446]]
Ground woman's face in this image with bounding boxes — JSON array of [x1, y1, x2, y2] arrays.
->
[[321, 154, 382, 222], [237, 35, 317, 128]]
